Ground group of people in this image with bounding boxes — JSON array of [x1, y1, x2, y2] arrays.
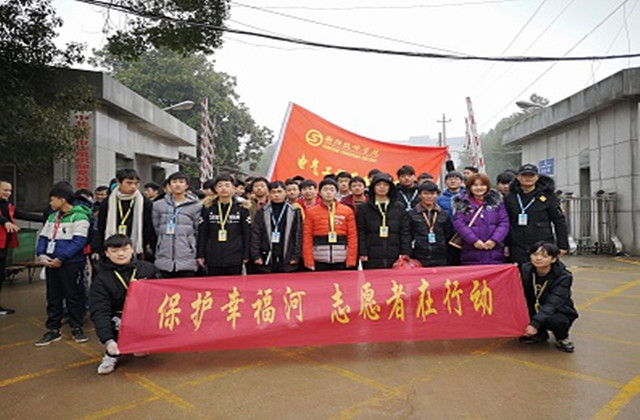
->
[[0, 161, 579, 375]]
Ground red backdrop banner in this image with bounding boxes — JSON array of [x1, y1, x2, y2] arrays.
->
[[267, 103, 448, 182], [118, 265, 529, 354]]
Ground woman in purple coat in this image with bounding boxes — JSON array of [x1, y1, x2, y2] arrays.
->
[[452, 173, 509, 265]]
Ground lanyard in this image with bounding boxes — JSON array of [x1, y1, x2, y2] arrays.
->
[[271, 204, 287, 232], [118, 198, 135, 225], [375, 202, 388, 227], [217, 200, 233, 230], [399, 190, 417, 210], [114, 268, 137, 291], [51, 212, 63, 240], [532, 273, 549, 313], [517, 194, 536, 214], [328, 201, 336, 233], [421, 209, 438, 233], [167, 202, 183, 223]]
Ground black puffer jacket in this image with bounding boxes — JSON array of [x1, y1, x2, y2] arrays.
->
[[396, 184, 420, 211], [504, 175, 569, 264], [89, 260, 160, 344], [408, 202, 454, 267], [198, 199, 251, 268], [520, 260, 579, 329], [356, 198, 411, 269], [250, 202, 302, 273]]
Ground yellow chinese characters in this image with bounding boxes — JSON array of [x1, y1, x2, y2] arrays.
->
[[297, 153, 308, 170], [252, 288, 276, 325], [416, 278, 438, 321], [190, 291, 213, 331], [331, 283, 351, 324], [470, 279, 493, 316], [359, 282, 381, 321], [283, 287, 306, 322], [221, 287, 245, 330], [443, 279, 464, 316], [158, 293, 182, 331], [386, 280, 406, 321]]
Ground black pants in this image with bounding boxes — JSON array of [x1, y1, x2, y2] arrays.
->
[[509, 245, 530, 266], [0, 248, 7, 293], [45, 262, 86, 330], [207, 265, 242, 276], [539, 312, 575, 340], [159, 270, 198, 279]]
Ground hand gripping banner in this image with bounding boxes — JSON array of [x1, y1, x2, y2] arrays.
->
[[267, 103, 448, 183], [118, 265, 529, 354]]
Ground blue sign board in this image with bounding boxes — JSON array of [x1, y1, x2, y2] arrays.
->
[[539, 158, 554, 176]]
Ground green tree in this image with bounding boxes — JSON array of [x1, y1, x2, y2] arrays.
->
[[92, 48, 273, 172], [79, 0, 230, 60], [0, 0, 94, 172]]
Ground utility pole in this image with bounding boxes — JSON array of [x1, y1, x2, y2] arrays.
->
[[437, 113, 451, 185]]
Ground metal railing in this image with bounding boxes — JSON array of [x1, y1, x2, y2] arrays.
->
[[561, 192, 624, 255]]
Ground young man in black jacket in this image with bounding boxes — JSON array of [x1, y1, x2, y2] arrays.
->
[[504, 164, 569, 265], [519, 241, 578, 352], [89, 234, 160, 374], [396, 165, 420, 212], [357, 173, 411, 269], [197, 174, 251, 276], [251, 181, 302, 273]]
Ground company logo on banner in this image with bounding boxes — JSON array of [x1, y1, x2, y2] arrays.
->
[[267, 103, 448, 182], [118, 265, 529, 354]]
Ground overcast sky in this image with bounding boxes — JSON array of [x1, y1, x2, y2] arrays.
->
[[55, 0, 640, 143]]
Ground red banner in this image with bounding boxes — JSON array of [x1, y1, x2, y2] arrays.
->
[[118, 265, 529, 354], [268, 103, 448, 182]]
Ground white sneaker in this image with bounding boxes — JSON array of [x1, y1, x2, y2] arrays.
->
[[97, 354, 118, 375]]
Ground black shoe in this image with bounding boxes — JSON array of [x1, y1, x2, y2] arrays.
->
[[0, 306, 16, 316], [35, 330, 62, 347], [72, 327, 89, 343], [518, 331, 549, 344], [556, 338, 575, 353]]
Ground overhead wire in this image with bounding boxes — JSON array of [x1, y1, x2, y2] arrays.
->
[[75, 0, 640, 63], [235, 0, 520, 11], [479, 0, 631, 129]]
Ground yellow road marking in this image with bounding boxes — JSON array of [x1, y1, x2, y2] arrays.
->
[[0, 323, 16, 333], [577, 279, 640, 310], [83, 396, 159, 420], [64, 339, 103, 358], [582, 308, 640, 317], [271, 347, 399, 395], [0, 357, 100, 388], [0, 339, 34, 351], [594, 375, 640, 420], [488, 354, 624, 389], [614, 257, 640, 267], [573, 332, 640, 347], [181, 360, 271, 387], [124, 372, 196, 413]]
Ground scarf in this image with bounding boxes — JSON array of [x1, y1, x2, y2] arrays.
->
[[105, 189, 145, 255]]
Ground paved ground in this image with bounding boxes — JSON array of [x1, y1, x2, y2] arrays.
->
[[1, 255, 639, 419]]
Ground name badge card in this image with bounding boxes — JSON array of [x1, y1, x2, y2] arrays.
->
[[166, 222, 175, 235], [271, 231, 281, 244], [328, 232, 337, 243], [379, 226, 389, 238], [428, 233, 436, 243], [46, 241, 56, 254], [518, 213, 528, 226], [218, 229, 228, 242], [118, 224, 128, 235]]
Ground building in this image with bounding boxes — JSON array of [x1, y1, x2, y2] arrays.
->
[[502, 67, 640, 255], [1, 68, 197, 212]]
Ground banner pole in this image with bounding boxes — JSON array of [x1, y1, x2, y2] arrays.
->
[[266, 102, 294, 180]]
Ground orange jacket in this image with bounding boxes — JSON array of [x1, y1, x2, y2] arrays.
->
[[303, 201, 357, 268]]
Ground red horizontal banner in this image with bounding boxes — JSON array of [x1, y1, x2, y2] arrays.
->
[[118, 265, 529, 354]]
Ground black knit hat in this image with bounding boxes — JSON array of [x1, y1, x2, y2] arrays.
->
[[49, 182, 75, 203]]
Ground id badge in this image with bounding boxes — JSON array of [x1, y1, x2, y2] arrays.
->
[[427, 233, 436, 243], [166, 222, 175, 235], [218, 229, 228, 242], [518, 213, 528, 226], [118, 224, 128, 235], [46, 240, 56, 254], [328, 232, 337, 243], [271, 231, 281, 244], [379, 226, 389, 238]]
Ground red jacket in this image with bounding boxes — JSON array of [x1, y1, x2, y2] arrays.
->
[[0, 203, 19, 249], [303, 201, 357, 268]]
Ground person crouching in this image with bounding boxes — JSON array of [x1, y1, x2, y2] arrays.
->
[[89, 234, 160, 374]]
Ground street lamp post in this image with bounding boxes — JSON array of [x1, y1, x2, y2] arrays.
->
[[163, 100, 195, 112]]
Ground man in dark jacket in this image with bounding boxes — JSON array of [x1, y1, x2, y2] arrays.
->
[[519, 241, 578, 352], [89, 234, 159, 374], [357, 173, 411, 269], [197, 174, 251, 276], [251, 181, 302, 273], [504, 164, 569, 265], [408, 182, 454, 267], [396, 165, 420, 212], [92, 169, 155, 262]]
